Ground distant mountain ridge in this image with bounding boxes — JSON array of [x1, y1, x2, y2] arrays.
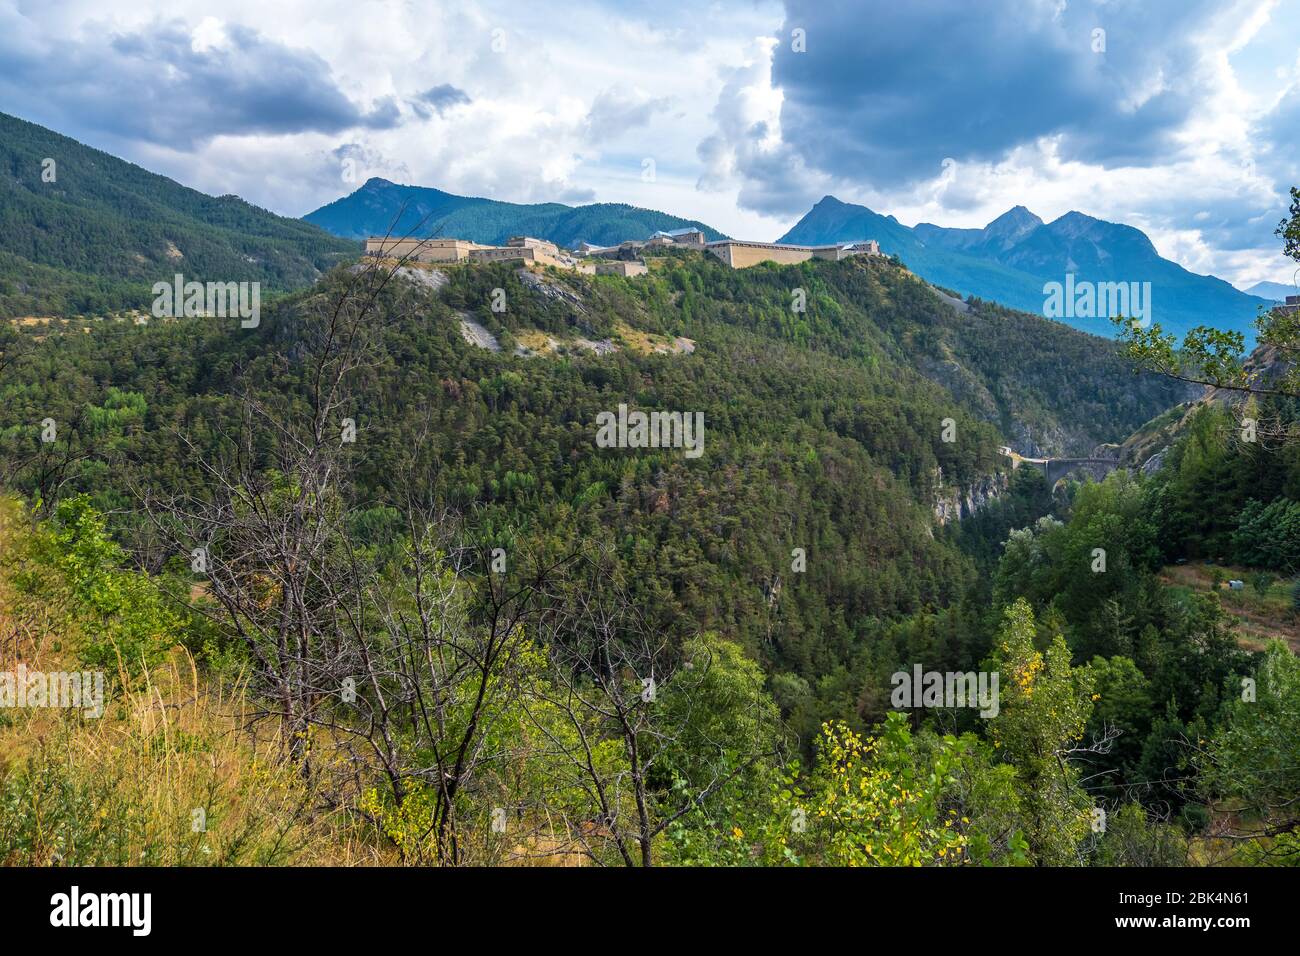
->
[[0, 111, 356, 318], [1244, 280, 1298, 302], [780, 196, 1272, 341], [305, 178, 728, 248]]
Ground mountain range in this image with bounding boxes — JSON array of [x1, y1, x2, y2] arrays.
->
[[0, 107, 1280, 346], [779, 197, 1273, 342], [304, 177, 727, 248], [309, 181, 1276, 343], [2, 106, 1281, 863]]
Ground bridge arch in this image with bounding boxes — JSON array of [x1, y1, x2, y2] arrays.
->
[[1045, 457, 1119, 485], [997, 447, 1118, 485]]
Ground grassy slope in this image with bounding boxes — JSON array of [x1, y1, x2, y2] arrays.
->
[[0, 499, 366, 865], [1159, 561, 1300, 654]]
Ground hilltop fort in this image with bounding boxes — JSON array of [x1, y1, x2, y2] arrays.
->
[[364, 228, 882, 275]]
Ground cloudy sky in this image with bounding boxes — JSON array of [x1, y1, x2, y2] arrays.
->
[[2, 0, 1297, 288]]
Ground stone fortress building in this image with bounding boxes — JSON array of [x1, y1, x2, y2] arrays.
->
[[580, 228, 881, 269], [364, 235, 571, 268], [704, 238, 881, 268], [365, 226, 882, 274]]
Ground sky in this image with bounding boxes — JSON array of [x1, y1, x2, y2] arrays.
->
[[1, 0, 1297, 289]]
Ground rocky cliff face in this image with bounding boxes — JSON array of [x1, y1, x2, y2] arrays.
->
[[916, 352, 1139, 459], [1110, 341, 1293, 476], [932, 472, 1009, 525]]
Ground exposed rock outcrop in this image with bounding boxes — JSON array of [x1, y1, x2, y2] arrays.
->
[[932, 472, 1008, 525], [515, 268, 587, 313], [1111, 340, 1295, 476], [458, 313, 500, 351]]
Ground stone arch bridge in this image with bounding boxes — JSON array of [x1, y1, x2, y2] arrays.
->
[[997, 446, 1120, 485]]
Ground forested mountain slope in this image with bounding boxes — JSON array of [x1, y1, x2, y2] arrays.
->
[[305, 177, 727, 247], [0, 251, 1183, 688], [0, 111, 357, 318], [3, 244, 1294, 867]]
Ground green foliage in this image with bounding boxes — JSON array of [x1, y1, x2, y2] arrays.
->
[[1233, 499, 1300, 572], [1197, 641, 1300, 861], [1141, 402, 1300, 568], [659, 634, 787, 865], [1093, 802, 1188, 866], [0, 193, 1293, 868], [988, 599, 1095, 865], [986, 438, 1259, 818], [1115, 182, 1300, 399], [1250, 571, 1277, 595], [763, 714, 970, 866], [18, 496, 183, 673], [1278, 186, 1300, 264], [0, 250, 1188, 725], [1083, 655, 1152, 795], [993, 471, 1160, 658]]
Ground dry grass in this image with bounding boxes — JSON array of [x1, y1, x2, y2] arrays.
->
[[612, 320, 694, 356], [0, 499, 602, 867], [515, 329, 560, 354], [0, 656, 377, 865], [1158, 562, 1299, 653], [0, 499, 379, 866]]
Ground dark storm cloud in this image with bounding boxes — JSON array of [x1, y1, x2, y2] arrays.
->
[[0, 19, 402, 148], [770, 0, 1218, 190], [1256, 81, 1300, 193]]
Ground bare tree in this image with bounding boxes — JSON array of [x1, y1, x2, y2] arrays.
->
[[316, 507, 583, 864], [138, 234, 427, 769], [4, 407, 93, 514], [126, 199, 620, 867]]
